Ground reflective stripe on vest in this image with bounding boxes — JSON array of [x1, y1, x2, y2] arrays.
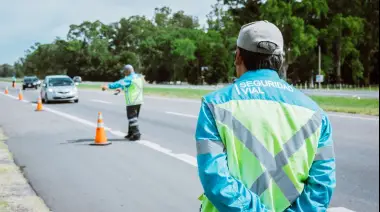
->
[[248, 111, 322, 198], [196, 100, 334, 212], [314, 145, 335, 161], [212, 106, 322, 203], [196, 140, 225, 155], [124, 75, 143, 106]]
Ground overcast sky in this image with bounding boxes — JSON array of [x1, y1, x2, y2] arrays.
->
[[0, 0, 216, 64]]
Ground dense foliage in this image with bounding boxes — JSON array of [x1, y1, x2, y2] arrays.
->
[[1, 0, 378, 85]]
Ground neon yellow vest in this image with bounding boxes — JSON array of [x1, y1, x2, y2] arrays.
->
[[124, 75, 143, 106], [199, 99, 322, 212]]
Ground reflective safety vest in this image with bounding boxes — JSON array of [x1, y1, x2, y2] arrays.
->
[[199, 99, 324, 212], [123, 74, 143, 106]]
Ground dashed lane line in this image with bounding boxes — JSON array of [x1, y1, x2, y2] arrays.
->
[[90, 99, 113, 104], [1, 93, 198, 167], [165, 111, 198, 118], [0, 93, 360, 212], [167, 110, 379, 122]]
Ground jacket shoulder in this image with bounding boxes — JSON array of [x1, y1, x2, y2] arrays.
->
[[202, 84, 235, 105]]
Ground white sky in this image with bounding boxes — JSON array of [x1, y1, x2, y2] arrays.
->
[[0, 0, 216, 64]]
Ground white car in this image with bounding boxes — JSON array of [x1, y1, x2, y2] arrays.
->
[[41, 75, 79, 103], [73, 76, 82, 83]]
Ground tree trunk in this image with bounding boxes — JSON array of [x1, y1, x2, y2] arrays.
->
[[334, 37, 342, 86], [362, 49, 371, 86]]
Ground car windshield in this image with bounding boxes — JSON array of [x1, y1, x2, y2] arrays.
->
[[48, 78, 73, 87], [24, 78, 35, 82]]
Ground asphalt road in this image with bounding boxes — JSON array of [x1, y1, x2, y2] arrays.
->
[[148, 84, 379, 99], [1, 78, 378, 98], [0, 82, 378, 212], [82, 81, 380, 99]]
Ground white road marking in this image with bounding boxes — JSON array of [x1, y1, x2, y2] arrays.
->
[[0, 92, 361, 212], [165, 111, 198, 118], [107, 130, 197, 166], [145, 95, 201, 103], [328, 113, 379, 121], [75, 89, 379, 121], [327, 207, 356, 212], [90, 99, 112, 104], [1, 93, 198, 168], [5, 94, 18, 100], [167, 110, 379, 122]]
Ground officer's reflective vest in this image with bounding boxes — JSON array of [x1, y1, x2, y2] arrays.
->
[[124, 74, 143, 106], [199, 99, 326, 212]]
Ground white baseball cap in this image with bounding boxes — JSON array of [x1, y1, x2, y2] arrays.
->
[[237, 20, 284, 56]]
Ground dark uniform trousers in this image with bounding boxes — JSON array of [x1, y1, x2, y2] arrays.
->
[[126, 104, 141, 136]]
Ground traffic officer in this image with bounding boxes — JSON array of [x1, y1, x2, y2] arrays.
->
[[106, 64, 144, 141], [12, 75, 16, 88], [195, 21, 336, 211]]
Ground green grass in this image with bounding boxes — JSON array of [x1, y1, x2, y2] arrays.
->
[[293, 84, 379, 91], [78, 84, 379, 116], [309, 96, 379, 116], [0, 78, 22, 83]]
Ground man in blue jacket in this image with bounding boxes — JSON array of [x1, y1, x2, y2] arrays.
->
[[195, 21, 336, 211], [12, 75, 16, 88], [105, 65, 144, 141]]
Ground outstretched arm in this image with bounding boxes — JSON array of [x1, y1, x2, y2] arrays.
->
[[195, 99, 271, 212], [285, 113, 336, 212], [108, 78, 131, 90]]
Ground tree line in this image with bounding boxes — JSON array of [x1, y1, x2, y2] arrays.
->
[[1, 0, 378, 85]]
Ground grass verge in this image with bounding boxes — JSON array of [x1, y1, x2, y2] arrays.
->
[[309, 96, 379, 116], [78, 84, 379, 116]]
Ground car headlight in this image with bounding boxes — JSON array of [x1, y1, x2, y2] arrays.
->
[[47, 88, 53, 92], [33, 82, 37, 85]]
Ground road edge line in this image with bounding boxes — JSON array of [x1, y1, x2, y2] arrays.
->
[[0, 93, 198, 168]]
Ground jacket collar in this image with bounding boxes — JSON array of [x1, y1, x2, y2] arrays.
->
[[237, 69, 280, 82]]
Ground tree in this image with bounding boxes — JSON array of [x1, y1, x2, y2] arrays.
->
[[10, 4, 378, 86], [0, 64, 14, 77], [260, 0, 324, 81], [359, 0, 379, 85], [222, 0, 262, 26], [320, 0, 365, 85]]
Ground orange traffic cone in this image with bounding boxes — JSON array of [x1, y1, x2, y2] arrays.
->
[[18, 89, 23, 100], [35, 97, 43, 111], [91, 112, 111, 146], [4, 87, 8, 94]]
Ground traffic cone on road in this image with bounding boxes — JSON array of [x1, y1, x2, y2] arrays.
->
[[91, 112, 111, 146], [4, 87, 8, 94], [35, 97, 43, 111], [18, 89, 23, 100]]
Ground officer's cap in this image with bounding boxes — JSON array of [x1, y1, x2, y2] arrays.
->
[[237, 20, 284, 56]]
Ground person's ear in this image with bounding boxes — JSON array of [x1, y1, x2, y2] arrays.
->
[[234, 48, 243, 66]]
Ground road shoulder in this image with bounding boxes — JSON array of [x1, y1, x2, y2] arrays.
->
[[0, 128, 50, 212]]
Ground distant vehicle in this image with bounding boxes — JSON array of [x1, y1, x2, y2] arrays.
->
[[22, 76, 41, 90], [73, 76, 82, 83], [41, 75, 79, 103]]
